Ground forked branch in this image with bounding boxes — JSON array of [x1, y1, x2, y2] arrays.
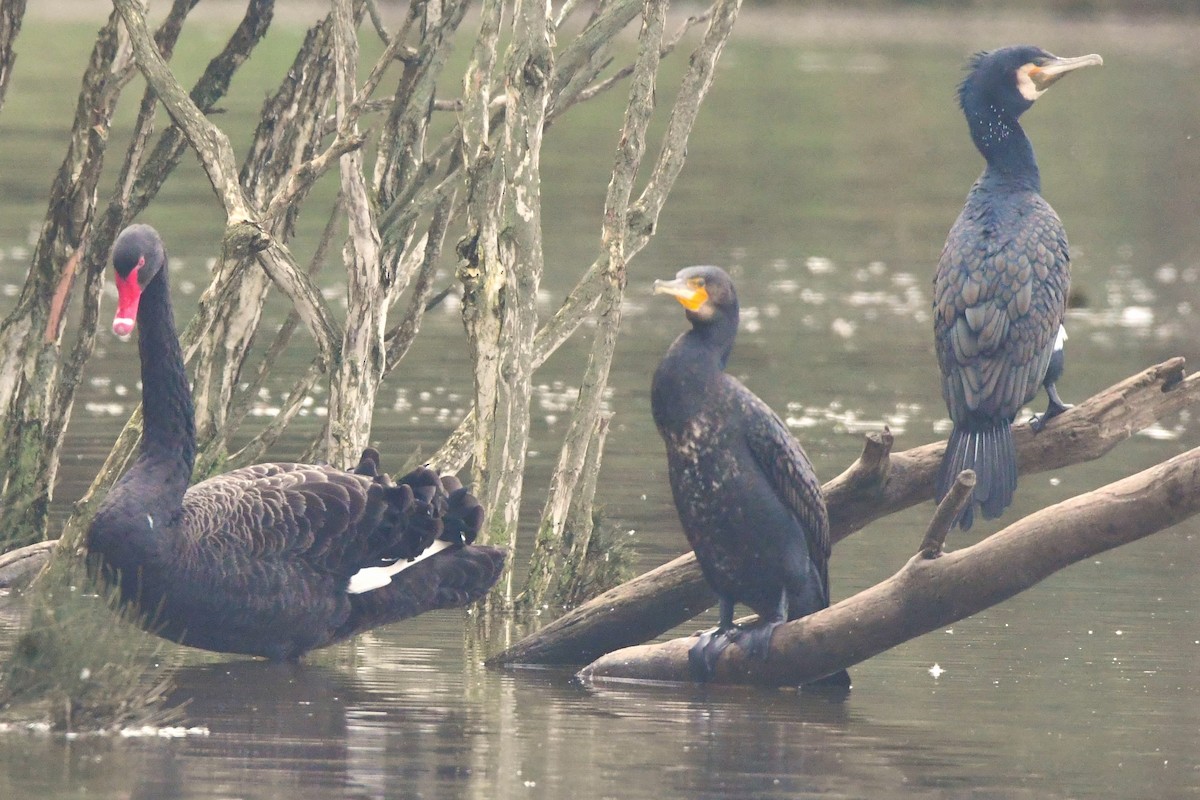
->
[[579, 443, 1200, 686], [491, 359, 1198, 667]]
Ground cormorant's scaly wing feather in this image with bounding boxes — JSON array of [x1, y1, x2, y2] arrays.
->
[[935, 191, 1069, 424], [739, 391, 831, 578]]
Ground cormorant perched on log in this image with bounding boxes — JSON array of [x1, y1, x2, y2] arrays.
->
[[934, 46, 1101, 529], [651, 266, 849, 687]]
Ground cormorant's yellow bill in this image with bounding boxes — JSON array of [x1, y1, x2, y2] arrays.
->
[[654, 277, 708, 311]]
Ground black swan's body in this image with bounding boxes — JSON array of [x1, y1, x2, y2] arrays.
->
[[651, 266, 848, 686], [87, 225, 504, 660], [934, 46, 1100, 529]]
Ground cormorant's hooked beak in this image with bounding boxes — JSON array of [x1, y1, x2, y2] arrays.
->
[[654, 277, 708, 312], [1029, 53, 1103, 92]]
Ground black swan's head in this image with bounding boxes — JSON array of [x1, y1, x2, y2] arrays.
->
[[653, 265, 739, 330], [111, 224, 167, 338], [958, 46, 1103, 124]]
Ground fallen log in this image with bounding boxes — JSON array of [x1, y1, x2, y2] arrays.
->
[[491, 359, 1196, 667], [0, 540, 55, 589], [577, 443, 1200, 686]]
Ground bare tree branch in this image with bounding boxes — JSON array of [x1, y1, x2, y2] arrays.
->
[[919, 470, 975, 557], [112, 0, 341, 366], [0, 0, 26, 113], [579, 443, 1200, 686], [324, 0, 387, 466], [521, 0, 666, 612], [432, 0, 744, 475], [0, 9, 131, 548]]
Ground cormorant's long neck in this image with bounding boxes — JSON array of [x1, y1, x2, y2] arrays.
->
[[689, 311, 737, 371], [653, 308, 738, 429], [966, 106, 1041, 193], [135, 268, 195, 493]]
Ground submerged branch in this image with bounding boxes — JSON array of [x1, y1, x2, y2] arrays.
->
[[490, 359, 1199, 666], [579, 443, 1200, 686]]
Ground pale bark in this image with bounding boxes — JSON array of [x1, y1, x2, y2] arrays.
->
[[0, 0, 25, 112], [471, 0, 554, 605], [490, 359, 1199, 666], [0, 11, 133, 549], [579, 444, 1200, 686], [520, 0, 666, 612], [457, 0, 505, 503], [431, 0, 745, 474], [112, 0, 342, 365], [0, 541, 53, 589], [326, 0, 386, 467]]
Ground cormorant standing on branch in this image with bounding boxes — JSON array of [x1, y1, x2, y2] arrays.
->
[[934, 46, 1101, 529], [651, 266, 849, 687]]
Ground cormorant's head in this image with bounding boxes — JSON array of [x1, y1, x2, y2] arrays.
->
[[958, 46, 1102, 121], [111, 224, 166, 338], [653, 265, 739, 328]]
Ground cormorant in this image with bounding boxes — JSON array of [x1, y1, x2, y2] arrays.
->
[[934, 46, 1100, 529], [651, 266, 849, 686]]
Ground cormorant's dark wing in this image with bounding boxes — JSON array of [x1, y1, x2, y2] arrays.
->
[[934, 192, 1070, 424], [739, 392, 831, 573]]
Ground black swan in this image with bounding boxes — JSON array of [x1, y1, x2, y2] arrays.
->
[[86, 224, 505, 660], [651, 265, 849, 686], [934, 46, 1100, 529]]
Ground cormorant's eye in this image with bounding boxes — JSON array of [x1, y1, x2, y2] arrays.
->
[[688, 277, 705, 289]]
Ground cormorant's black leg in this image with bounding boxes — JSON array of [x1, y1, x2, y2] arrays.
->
[[688, 596, 737, 682], [735, 590, 788, 663], [1030, 382, 1070, 433]]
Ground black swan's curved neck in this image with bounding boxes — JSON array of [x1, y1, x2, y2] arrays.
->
[[135, 265, 195, 491], [966, 107, 1040, 192]]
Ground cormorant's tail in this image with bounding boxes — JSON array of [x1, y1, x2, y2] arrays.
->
[[936, 421, 1017, 530]]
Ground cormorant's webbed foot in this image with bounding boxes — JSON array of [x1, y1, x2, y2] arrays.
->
[[1029, 384, 1071, 433], [688, 626, 736, 683], [736, 617, 784, 662], [688, 595, 741, 682], [687, 618, 785, 682]]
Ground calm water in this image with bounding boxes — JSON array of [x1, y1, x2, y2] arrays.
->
[[2, 6, 1200, 799]]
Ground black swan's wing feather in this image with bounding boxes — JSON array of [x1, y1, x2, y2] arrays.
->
[[181, 462, 420, 579], [334, 545, 506, 643]]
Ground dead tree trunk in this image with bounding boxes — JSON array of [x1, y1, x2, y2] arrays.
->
[[4, 0, 741, 630], [0, 0, 24, 112], [520, 0, 667, 612], [0, 10, 134, 550], [579, 442, 1200, 686], [457, 0, 555, 607], [490, 359, 1199, 666]]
